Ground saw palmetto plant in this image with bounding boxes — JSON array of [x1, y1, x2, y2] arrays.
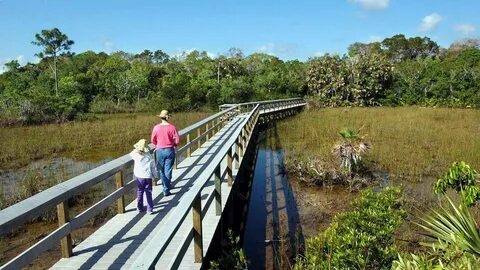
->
[[418, 196, 480, 255], [332, 127, 370, 174]]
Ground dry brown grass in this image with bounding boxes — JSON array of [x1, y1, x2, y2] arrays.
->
[[0, 112, 210, 171], [276, 107, 480, 181]]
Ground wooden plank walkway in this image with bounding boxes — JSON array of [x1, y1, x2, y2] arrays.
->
[[51, 115, 248, 270]]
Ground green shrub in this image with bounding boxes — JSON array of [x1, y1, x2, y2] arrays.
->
[[393, 250, 480, 270], [434, 161, 480, 206], [295, 187, 406, 270], [209, 229, 249, 270]]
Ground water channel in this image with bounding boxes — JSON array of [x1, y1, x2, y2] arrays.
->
[[242, 126, 304, 270]]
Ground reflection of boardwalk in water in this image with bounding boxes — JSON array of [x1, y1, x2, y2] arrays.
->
[[244, 125, 304, 270]]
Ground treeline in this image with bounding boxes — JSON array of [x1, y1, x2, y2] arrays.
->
[[0, 29, 479, 125], [308, 35, 480, 107], [0, 33, 306, 124]]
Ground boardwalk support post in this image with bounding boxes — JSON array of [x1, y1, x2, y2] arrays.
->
[[193, 194, 203, 263], [215, 166, 222, 216], [227, 148, 233, 186], [57, 201, 73, 258], [115, 170, 125, 214]]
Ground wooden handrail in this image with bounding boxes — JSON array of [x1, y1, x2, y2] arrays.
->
[[130, 105, 261, 269]]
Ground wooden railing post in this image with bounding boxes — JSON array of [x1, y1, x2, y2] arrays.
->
[[235, 138, 240, 169], [214, 166, 222, 216], [206, 122, 210, 140], [227, 148, 233, 186], [115, 170, 125, 214], [197, 128, 201, 149], [57, 201, 73, 258], [193, 194, 203, 263], [187, 133, 191, 157], [239, 130, 244, 158], [242, 128, 247, 155]]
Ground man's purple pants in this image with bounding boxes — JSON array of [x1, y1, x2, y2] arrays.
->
[[136, 178, 154, 212]]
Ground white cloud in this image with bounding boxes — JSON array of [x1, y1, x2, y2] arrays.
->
[[352, 0, 390, 10], [454, 24, 476, 35], [313, 51, 325, 57], [419, 13, 443, 32], [368, 35, 382, 42], [0, 55, 27, 74]]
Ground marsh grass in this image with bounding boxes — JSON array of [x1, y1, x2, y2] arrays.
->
[[0, 112, 210, 170], [277, 107, 480, 181]]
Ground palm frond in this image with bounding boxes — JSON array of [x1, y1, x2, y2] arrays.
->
[[417, 196, 480, 255]]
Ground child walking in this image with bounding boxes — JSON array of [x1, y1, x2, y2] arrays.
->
[[130, 139, 156, 214]]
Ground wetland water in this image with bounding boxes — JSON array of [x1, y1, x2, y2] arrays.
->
[[243, 128, 304, 270], [241, 124, 451, 269]]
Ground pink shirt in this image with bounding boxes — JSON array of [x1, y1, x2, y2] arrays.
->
[[151, 123, 180, 149]]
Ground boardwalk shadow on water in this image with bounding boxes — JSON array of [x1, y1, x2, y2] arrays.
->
[[69, 118, 243, 269], [243, 123, 305, 270]]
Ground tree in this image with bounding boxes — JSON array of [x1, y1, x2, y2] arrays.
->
[[348, 52, 393, 105], [153, 50, 170, 64], [381, 34, 439, 62], [348, 42, 382, 57], [307, 54, 348, 103], [32, 28, 74, 96]]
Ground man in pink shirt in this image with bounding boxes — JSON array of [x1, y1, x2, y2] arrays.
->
[[151, 110, 180, 196]]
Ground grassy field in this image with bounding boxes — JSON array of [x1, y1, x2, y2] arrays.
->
[[0, 112, 210, 171], [276, 107, 480, 181]]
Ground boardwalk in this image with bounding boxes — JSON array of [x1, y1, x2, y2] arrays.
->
[[52, 115, 248, 270], [0, 98, 306, 270]]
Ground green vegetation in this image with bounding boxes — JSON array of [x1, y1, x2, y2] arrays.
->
[[278, 107, 480, 181], [1, 29, 480, 125], [392, 197, 480, 269], [418, 197, 480, 255], [295, 187, 405, 269], [392, 164, 480, 269], [209, 229, 249, 270], [434, 162, 480, 206]]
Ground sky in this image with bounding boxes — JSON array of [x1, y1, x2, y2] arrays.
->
[[0, 0, 479, 71]]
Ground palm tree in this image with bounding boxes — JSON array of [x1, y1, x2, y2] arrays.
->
[[332, 127, 370, 175]]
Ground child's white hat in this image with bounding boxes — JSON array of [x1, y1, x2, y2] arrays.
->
[[133, 139, 150, 152]]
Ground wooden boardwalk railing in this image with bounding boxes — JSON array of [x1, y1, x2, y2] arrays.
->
[[0, 98, 306, 270]]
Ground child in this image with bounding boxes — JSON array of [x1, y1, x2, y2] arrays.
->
[[130, 139, 156, 214]]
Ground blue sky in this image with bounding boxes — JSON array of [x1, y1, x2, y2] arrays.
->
[[1, 0, 479, 70]]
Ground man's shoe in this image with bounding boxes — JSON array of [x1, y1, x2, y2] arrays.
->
[[163, 191, 171, 196]]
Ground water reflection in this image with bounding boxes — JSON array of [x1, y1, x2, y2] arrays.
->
[[243, 125, 304, 270]]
